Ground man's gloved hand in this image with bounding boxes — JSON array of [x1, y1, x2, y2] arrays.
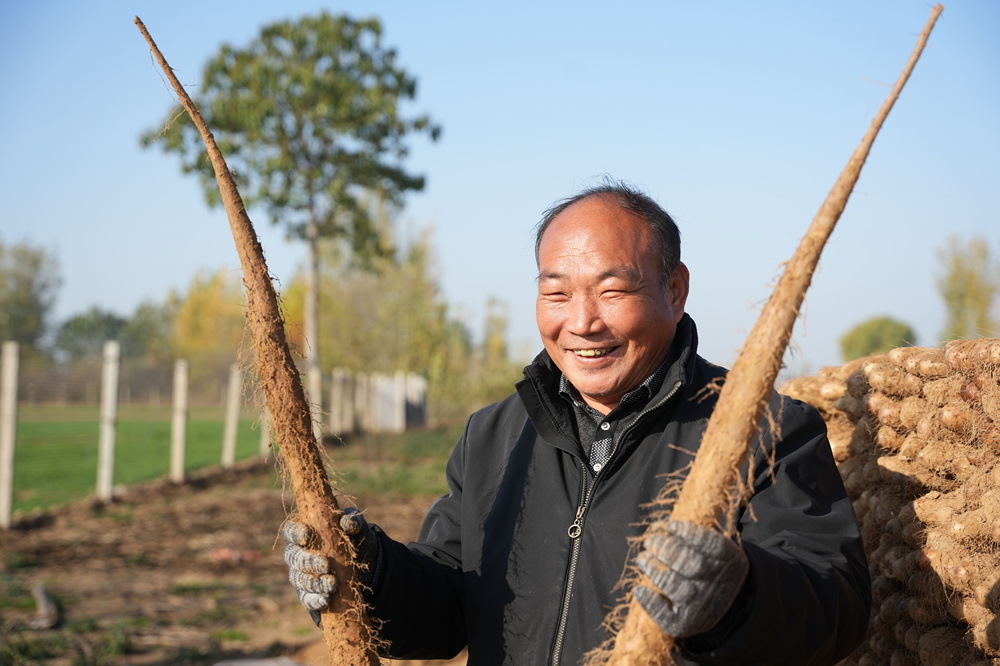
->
[[633, 520, 749, 638], [282, 508, 383, 627], [282, 520, 336, 622]]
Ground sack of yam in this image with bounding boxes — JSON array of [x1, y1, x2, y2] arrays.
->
[[780, 339, 1000, 666]]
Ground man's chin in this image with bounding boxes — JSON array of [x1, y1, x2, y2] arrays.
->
[[573, 384, 626, 411]]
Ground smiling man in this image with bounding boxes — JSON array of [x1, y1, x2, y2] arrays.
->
[[535, 193, 689, 416], [283, 180, 871, 665]]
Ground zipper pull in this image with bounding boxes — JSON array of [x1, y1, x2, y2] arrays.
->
[[567, 505, 584, 539]]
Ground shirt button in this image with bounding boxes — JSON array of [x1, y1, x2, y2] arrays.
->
[[600, 422, 611, 431], [593, 463, 604, 472]]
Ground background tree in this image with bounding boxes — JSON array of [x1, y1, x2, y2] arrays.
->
[[936, 235, 998, 341], [143, 12, 440, 414], [123, 298, 179, 365], [282, 226, 520, 420], [840, 316, 917, 362], [53, 306, 129, 361], [172, 269, 251, 401], [49, 299, 177, 404], [472, 297, 524, 407], [0, 238, 61, 350], [53, 300, 178, 363]]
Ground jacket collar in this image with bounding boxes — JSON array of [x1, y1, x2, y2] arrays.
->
[[516, 314, 699, 451]]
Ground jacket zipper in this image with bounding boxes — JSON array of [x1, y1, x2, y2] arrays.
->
[[550, 379, 684, 665], [551, 462, 590, 666], [616, 379, 684, 446]]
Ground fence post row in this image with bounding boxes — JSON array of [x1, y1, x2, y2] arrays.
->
[[325, 368, 426, 436], [0, 342, 19, 529], [0, 344, 429, 526]]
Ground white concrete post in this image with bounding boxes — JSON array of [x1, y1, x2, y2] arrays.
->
[[394, 371, 407, 433], [367, 374, 379, 433], [222, 363, 243, 468], [169, 359, 189, 483], [0, 342, 20, 529], [370, 374, 381, 432], [343, 371, 356, 434], [329, 368, 345, 435], [354, 374, 369, 434], [405, 373, 427, 428], [96, 341, 120, 502], [373, 374, 394, 433]]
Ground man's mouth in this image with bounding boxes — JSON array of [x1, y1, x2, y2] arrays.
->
[[574, 348, 613, 358]]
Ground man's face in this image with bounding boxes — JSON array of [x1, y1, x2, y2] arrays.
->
[[535, 196, 689, 414]]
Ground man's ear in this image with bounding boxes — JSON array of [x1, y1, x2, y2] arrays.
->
[[668, 262, 690, 323]]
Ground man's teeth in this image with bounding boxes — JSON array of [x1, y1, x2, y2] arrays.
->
[[575, 349, 610, 357]]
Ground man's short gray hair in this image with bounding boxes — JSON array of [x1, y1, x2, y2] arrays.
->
[[533, 178, 682, 286]]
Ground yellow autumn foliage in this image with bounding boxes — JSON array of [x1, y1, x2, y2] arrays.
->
[[171, 268, 251, 400]]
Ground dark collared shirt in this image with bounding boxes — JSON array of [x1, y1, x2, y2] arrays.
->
[[558, 347, 675, 475]]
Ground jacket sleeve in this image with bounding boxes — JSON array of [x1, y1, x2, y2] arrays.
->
[[681, 396, 872, 665], [365, 419, 471, 660]]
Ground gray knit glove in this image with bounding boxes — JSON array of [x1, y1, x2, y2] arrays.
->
[[634, 520, 749, 638], [282, 508, 383, 626]]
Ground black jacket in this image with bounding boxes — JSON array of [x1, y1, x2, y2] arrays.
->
[[370, 315, 871, 665]]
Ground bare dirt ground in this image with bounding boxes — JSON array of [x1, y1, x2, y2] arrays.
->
[[0, 460, 467, 665]]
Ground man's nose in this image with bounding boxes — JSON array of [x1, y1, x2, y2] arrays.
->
[[566, 295, 605, 335]]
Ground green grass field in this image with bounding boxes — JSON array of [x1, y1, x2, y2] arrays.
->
[[9, 405, 464, 517], [11, 405, 267, 515]]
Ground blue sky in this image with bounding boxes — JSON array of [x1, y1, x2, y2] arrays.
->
[[1, 1, 997, 373]]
